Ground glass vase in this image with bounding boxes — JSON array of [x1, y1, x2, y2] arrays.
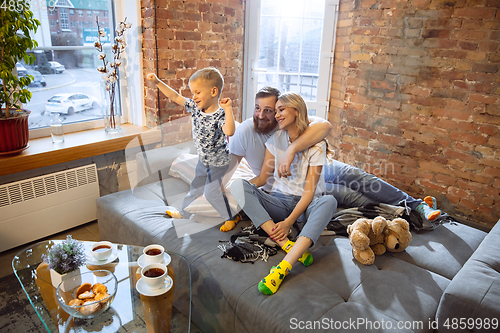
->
[[101, 81, 122, 134]]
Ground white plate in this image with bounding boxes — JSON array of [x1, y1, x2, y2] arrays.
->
[[137, 253, 171, 268], [135, 275, 173, 296], [86, 246, 119, 266]]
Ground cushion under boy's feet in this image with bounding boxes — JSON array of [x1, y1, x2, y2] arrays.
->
[[165, 209, 182, 219], [258, 260, 292, 295], [415, 202, 441, 221], [220, 214, 241, 232]]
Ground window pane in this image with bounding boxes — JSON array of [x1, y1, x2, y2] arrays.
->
[[256, 0, 325, 102], [24, 0, 115, 130], [257, 17, 278, 71]]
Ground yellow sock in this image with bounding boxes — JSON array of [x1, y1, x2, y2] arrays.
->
[[165, 209, 182, 219], [220, 214, 241, 232], [281, 239, 313, 267], [258, 260, 292, 295]]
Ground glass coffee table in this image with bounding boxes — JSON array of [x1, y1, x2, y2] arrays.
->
[[12, 240, 192, 332]]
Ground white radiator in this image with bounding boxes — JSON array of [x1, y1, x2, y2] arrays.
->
[[0, 164, 100, 252]]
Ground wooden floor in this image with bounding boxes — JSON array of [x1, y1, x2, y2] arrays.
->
[[0, 221, 100, 279]]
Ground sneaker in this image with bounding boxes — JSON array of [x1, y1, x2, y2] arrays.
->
[[415, 202, 441, 221], [424, 196, 437, 209]]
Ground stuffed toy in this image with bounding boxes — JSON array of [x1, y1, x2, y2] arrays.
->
[[347, 216, 412, 265]]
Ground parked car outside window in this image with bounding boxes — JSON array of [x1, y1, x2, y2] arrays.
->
[[46, 93, 99, 114], [49, 61, 65, 74], [23, 70, 47, 87], [16, 62, 27, 76]]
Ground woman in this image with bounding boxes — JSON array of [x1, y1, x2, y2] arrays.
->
[[231, 92, 337, 295]]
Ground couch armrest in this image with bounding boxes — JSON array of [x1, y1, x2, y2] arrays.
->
[[436, 220, 500, 332], [136, 140, 196, 187]]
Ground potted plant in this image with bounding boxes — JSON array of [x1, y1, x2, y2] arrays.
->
[[43, 235, 87, 291], [0, 4, 40, 154]]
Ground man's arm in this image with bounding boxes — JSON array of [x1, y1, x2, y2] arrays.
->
[[146, 73, 185, 106], [278, 116, 333, 178]]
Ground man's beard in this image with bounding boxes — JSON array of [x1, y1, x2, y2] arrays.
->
[[253, 116, 277, 134]]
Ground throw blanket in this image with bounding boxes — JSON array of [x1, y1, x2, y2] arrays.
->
[[327, 203, 456, 235], [219, 225, 278, 263]]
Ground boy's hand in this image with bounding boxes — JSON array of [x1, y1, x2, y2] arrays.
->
[[220, 98, 232, 108], [146, 73, 159, 83]]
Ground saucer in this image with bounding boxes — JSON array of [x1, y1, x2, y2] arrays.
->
[[137, 253, 171, 268], [136, 275, 173, 296], [86, 246, 119, 266]]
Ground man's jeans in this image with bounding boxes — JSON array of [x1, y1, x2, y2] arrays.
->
[[323, 160, 421, 210]]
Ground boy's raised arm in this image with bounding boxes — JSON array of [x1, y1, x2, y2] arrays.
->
[[220, 97, 235, 136], [147, 73, 185, 106]]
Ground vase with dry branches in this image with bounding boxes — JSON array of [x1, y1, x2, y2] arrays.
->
[[95, 17, 131, 133]]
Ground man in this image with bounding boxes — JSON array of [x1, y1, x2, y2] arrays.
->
[[229, 87, 441, 222]]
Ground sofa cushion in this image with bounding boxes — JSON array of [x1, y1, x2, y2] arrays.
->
[[384, 222, 487, 280], [167, 155, 256, 217], [436, 220, 500, 332]]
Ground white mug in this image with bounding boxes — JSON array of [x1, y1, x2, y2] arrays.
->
[[141, 263, 167, 289], [91, 241, 113, 261], [143, 244, 164, 264]]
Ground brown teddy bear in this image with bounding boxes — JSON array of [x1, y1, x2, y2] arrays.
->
[[347, 216, 412, 265]]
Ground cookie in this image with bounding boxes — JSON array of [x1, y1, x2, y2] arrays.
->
[[94, 292, 110, 304], [76, 282, 92, 297], [92, 283, 107, 295], [79, 300, 100, 315], [68, 299, 84, 307], [77, 291, 95, 300]]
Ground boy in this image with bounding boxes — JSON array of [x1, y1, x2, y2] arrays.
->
[[147, 68, 240, 231]]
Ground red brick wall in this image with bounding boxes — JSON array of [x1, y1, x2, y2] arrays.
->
[[141, 0, 245, 144], [330, 0, 500, 229]]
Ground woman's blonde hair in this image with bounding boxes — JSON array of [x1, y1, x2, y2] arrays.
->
[[277, 92, 309, 136], [278, 92, 334, 160]]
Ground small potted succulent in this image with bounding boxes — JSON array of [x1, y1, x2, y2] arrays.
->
[[0, 4, 40, 154], [43, 235, 87, 291]]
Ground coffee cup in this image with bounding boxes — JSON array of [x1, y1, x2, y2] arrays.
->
[[91, 241, 113, 261], [141, 263, 168, 289], [143, 244, 164, 264]]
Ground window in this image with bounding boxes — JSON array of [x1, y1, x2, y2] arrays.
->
[[87, 10, 92, 17], [243, 0, 339, 119], [70, 9, 74, 16], [24, 0, 143, 138], [104, 11, 108, 18], [79, 10, 83, 17], [60, 8, 69, 30]]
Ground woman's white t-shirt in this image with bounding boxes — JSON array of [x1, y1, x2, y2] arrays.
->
[[265, 130, 327, 197]]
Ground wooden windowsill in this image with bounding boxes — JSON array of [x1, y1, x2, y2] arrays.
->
[[0, 124, 161, 177]]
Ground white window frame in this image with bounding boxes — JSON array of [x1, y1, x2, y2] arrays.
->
[[29, 0, 144, 138], [59, 8, 70, 31], [243, 0, 339, 120]]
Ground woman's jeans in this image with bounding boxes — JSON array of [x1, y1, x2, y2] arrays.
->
[[231, 179, 337, 245], [323, 160, 422, 210]]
